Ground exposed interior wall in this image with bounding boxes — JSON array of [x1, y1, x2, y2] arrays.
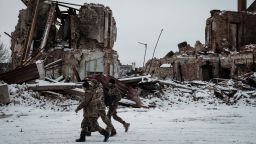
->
[[10, 1, 120, 81], [205, 10, 256, 53]]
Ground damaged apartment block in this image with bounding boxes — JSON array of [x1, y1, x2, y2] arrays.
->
[[145, 0, 256, 81], [8, 0, 120, 82]]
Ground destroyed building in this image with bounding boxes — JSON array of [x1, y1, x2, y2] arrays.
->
[[145, 0, 256, 81], [205, 10, 256, 53], [119, 63, 136, 77], [9, 0, 120, 82]]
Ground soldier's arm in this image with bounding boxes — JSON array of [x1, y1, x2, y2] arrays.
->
[[75, 100, 86, 112], [75, 92, 91, 112], [112, 88, 122, 105]]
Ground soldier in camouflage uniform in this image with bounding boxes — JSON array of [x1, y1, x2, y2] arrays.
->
[[75, 81, 110, 142], [107, 79, 130, 136], [86, 80, 115, 136]]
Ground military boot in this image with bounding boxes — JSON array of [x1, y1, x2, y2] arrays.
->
[[76, 133, 86, 142], [85, 132, 91, 136], [101, 130, 110, 142], [124, 123, 130, 132], [110, 129, 117, 137]]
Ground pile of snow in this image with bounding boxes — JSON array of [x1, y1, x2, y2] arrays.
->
[[4, 75, 256, 111], [141, 87, 217, 108], [245, 44, 256, 49], [140, 79, 256, 109], [7, 84, 78, 111]]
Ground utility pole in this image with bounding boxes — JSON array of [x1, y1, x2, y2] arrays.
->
[[147, 29, 163, 74], [138, 42, 147, 68]]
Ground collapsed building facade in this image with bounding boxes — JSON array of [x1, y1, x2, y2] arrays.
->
[[10, 0, 120, 81], [145, 0, 256, 81]]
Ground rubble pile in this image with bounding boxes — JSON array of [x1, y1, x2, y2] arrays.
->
[[6, 84, 78, 111], [138, 73, 256, 108], [1, 0, 256, 111], [1, 72, 255, 111]]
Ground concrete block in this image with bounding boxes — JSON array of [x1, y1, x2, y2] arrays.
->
[[0, 84, 10, 104]]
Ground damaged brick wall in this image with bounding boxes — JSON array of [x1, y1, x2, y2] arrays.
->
[[146, 1, 256, 81], [205, 10, 256, 53], [10, 0, 119, 81], [11, 0, 54, 69], [71, 3, 116, 50]]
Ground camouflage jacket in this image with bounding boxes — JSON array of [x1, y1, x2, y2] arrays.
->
[[76, 88, 100, 118], [95, 85, 106, 111], [108, 85, 122, 107]]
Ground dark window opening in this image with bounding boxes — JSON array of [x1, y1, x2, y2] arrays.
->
[[201, 64, 214, 81], [220, 68, 231, 79], [230, 23, 239, 51]]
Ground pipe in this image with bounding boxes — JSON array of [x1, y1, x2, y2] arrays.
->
[[238, 0, 247, 11]]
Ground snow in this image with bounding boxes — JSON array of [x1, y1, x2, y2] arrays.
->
[[1, 104, 256, 144], [254, 73, 256, 79], [1, 82, 256, 143], [119, 75, 151, 82], [35, 60, 43, 64], [219, 11, 226, 16], [160, 64, 172, 68], [245, 44, 256, 49]]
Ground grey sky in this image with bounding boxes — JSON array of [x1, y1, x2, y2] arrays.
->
[[0, 0, 254, 66]]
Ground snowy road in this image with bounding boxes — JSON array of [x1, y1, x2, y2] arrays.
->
[[1, 104, 256, 144]]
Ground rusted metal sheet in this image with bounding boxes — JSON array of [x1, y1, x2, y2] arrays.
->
[[0, 63, 39, 84]]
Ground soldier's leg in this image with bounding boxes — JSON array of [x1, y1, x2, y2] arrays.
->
[[112, 108, 125, 124], [107, 107, 112, 119], [107, 107, 118, 136], [99, 110, 115, 133], [112, 108, 130, 132], [76, 118, 88, 142], [91, 117, 110, 142], [81, 118, 93, 136]]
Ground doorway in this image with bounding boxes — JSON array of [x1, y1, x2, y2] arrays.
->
[[201, 64, 214, 81]]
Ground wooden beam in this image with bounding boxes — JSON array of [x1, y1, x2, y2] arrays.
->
[[27, 83, 82, 91], [38, 5, 56, 52], [45, 59, 63, 69], [24, 4, 57, 66], [64, 88, 85, 97], [22, 0, 40, 62]]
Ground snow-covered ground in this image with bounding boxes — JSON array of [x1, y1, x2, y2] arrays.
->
[[1, 104, 256, 144], [1, 84, 256, 144]]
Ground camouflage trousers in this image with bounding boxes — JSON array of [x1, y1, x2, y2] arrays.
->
[[81, 117, 104, 134], [107, 105, 126, 127], [98, 110, 115, 133]]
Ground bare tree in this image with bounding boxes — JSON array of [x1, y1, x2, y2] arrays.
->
[[0, 36, 10, 63]]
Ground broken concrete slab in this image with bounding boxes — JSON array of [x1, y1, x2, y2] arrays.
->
[[27, 83, 82, 91], [0, 84, 10, 104]]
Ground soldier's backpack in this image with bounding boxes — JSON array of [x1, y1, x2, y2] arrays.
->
[[103, 88, 112, 106]]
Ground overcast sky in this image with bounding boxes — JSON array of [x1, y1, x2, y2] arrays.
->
[[0, 0, 254, 66]]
